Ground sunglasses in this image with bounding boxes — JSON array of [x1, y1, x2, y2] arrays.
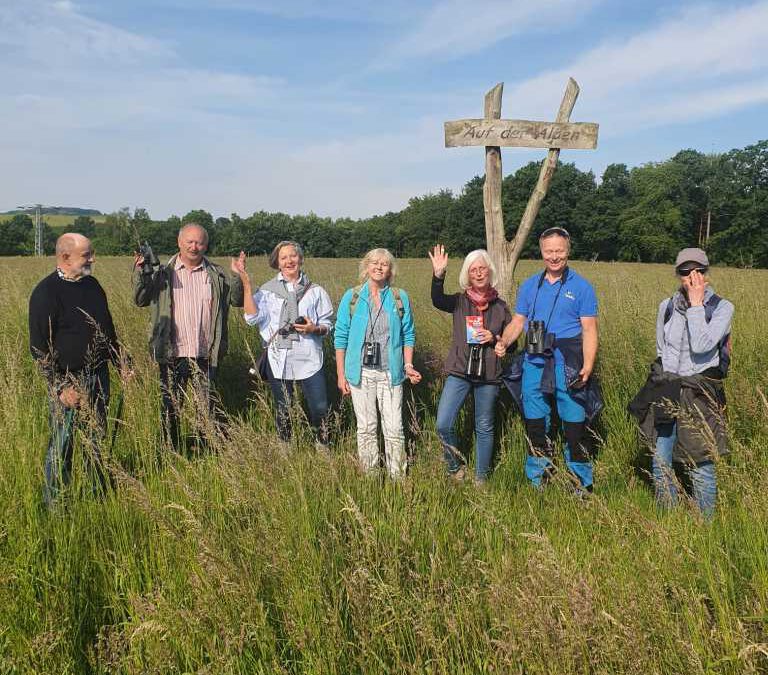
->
[[539, 227, 570, 240], [677, 267, 707, 277]]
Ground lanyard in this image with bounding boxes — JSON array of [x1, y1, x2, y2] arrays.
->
[[530, 267, 569, 332], [366, 287, 388, 341]]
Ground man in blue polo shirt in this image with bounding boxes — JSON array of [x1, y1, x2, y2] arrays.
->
[[496, 227, 599, 491]]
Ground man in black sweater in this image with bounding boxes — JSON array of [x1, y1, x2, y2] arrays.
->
[[29, 233, 126, 505]]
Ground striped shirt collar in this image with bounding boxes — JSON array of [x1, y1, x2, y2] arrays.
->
[[174, 256, 207, 272]]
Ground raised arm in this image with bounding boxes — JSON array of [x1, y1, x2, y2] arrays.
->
[[428, 245, 457, 313], [231, 251, 258, 317]]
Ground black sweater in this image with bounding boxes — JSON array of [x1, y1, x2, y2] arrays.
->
[[29, 272, 120, 383]]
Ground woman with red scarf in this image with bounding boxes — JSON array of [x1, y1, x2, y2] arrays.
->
[[429, 246, 512, 483]]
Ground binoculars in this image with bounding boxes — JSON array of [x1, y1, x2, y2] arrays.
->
[[138, 241, 160, 275], [465, 344, 485, 379], [362, 341, 382, 367], [525, 320, 547, 355]]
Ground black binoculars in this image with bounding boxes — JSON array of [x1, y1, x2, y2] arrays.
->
[[465, 344, 485, 379], [362, 341, 382, 367], [525, 320, 547, 355], [138, 241, 160, 275]]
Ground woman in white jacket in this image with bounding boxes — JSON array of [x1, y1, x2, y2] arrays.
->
[[232, 241, 334, 449]]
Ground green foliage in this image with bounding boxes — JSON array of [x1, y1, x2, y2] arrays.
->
[[4, 139, 768, 267], [0, 214, 33, 255]]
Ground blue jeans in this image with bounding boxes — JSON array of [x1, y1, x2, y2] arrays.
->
[[44, 366, 110, 506], [654, 422, 717, 518], [521, 360, 593, 489], [436, 375, 499, 480], [269, 367, 329, 444]]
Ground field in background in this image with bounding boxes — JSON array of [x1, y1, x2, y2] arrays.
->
[[1, 256, 767, 673], [0, 213, 106, 228]]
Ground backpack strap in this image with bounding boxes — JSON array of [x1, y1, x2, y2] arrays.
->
[[391, 287, 405, 319], [663, 297, 674, 324], [348, 285, 363, 318], [349, 285, 405, 319], [664, 293, 730, 377]]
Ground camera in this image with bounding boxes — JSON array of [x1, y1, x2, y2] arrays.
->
[[362, 341, 381, 367], [525, 320, 547, 355], [278, 316, 307, 336], [138, 241, 160, 275], [465, 344, 485, 379]]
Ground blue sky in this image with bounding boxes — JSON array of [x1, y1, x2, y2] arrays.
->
[[1, 0, 767, 219]]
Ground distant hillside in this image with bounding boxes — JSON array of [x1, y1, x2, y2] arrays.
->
[[1, 206, 102, 217]]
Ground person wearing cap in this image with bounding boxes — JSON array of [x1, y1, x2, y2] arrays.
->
[[628, 248, 733, 518], [231, 241, 334, 450], [495, 227, 599, 493]]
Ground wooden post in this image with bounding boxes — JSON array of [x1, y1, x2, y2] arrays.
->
[[482, 83, 511, 296], [444, 77, 598, 299], [507, 78, 581, 281]]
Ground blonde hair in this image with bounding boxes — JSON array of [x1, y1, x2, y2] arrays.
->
[[458, 249, 497, 290], [358, 248, 397, 284]]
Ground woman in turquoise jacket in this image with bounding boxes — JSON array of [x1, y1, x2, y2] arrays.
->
[[335, 249, 421, 477]]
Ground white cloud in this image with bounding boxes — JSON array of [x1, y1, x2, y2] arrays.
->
[[128, 0, 418, 22], [0, 1, 172, 66], [379, 0, 603, 67], [500, 1, 768, 129]]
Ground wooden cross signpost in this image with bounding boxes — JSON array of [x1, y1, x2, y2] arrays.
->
[[444, 78, 598, 298]]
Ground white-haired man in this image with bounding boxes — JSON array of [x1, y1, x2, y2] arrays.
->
[[133, 223, 243, 448]]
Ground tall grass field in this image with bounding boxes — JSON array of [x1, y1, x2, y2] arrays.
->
[[1, 255, 767, 674]]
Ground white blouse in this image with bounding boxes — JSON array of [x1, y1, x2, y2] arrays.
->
[[244, 277, 334, 380]]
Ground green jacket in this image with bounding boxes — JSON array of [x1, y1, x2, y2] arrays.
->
[[132, 254, 244, 366]]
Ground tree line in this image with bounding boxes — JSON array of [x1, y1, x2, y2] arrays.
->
[[2, 140, 766, 267]]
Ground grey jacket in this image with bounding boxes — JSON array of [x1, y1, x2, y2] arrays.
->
[[133, 255, 244, 366], [656, 288, 734, 376]]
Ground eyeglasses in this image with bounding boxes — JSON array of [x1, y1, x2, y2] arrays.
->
[[677, 267, 707, 277], [539, 227, 570, 240]]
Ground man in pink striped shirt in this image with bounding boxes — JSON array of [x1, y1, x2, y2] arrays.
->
[[133, 222, 244, 449]]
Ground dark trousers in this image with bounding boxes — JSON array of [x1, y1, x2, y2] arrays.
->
[[268, 368, 329, 445], [159, 357, 216, 448], [44, 365, 110, 506]]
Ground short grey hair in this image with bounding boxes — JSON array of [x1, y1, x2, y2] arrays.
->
[[269, 240, 304, 270], [458, 249, 497, 290], [178, 222, 209, 245], [358, 248, 397, 284]]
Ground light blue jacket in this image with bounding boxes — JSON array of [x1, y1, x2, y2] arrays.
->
[[334, 284, 416, 387]]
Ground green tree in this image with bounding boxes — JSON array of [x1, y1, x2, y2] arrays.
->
[[0, 214, 33, 255], [582, 164, 630, 261], [396, 190, 454, 258], [442, 176, 486, 255]]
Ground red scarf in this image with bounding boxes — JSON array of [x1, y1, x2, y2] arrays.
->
[[466, 286, 498, 311]]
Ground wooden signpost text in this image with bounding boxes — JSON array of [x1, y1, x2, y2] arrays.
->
[[444, 78, 599, 298]]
